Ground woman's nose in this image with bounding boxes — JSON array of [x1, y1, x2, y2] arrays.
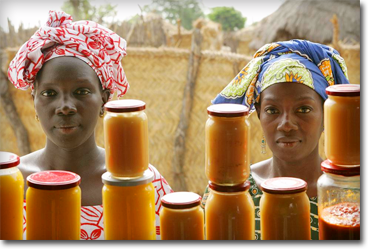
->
[[277, 113, 298, 132], [55, 95, 77, 116]]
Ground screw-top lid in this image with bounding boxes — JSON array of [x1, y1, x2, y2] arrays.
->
[[27, 170, 81, 190], [321, 159, 360, 176], [326, 84, 360, 97], [208, 180, 250, 192], [261, 177, 307, 194], [102, 169, 154, 186], [0, 151, 20, 169], [104, 99, 146, 113], [207, 104, 248, 117], [161, 192, 201, 209]]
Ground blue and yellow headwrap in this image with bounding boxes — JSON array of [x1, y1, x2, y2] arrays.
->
[[212, 39, 350, 112]]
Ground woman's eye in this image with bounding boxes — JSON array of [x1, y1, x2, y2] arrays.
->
[[265, 108, 279, 114], [297, 107, 312, 113], [40, 90, 57, 97], [75, 89, 91, 95]]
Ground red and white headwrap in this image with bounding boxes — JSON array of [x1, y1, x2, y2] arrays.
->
[[8, 10, 129, 99]]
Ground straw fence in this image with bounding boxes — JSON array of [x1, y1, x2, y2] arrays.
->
[[0, 42, 359, 196]]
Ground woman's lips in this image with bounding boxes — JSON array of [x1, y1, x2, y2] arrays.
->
[[276, 138, 302, 148], [55, 125, 79, 134]]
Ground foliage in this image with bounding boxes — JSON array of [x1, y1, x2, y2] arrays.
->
[[143, 0, 204, 30], [208, 7, 246, 31], [61, 0, 117, 25]]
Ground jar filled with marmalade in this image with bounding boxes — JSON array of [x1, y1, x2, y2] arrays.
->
[[205, 104, 250, 186], [324, 84, 360, 166]]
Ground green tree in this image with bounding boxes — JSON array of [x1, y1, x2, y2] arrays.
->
[[143, 0, 204, 30], [208, 7, 246, 31], [62, 0, 117, 25]]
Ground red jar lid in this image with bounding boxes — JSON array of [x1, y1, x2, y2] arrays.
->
[[208, 180, 250, 192], [104, 99, 146, 113], [161, 192, 201, 209], [326, 84, 360, 97], [261, 177, 307, 194], [207, 104, 248, 117], [321, 159, 360, 176], [27, 170, 81, 190], [0, 151, 20, 169]]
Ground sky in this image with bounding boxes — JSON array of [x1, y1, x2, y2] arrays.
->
[[0, 0, 284, 32]]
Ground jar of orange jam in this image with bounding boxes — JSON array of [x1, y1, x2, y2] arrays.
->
[[160, 192, 204, 240], [205, 104, 250, 186], [0, 152, 24, 240], [318, 160, 360, 240], [26, 171, 81, 240], [324, 84, 360, 166], [104, 99, 149, 179], [102, 169, 156, 240], [260, 177, 311, 240], [205, 181, 255, 240]]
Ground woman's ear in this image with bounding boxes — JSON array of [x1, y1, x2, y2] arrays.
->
[[101, 89, 111, 105]]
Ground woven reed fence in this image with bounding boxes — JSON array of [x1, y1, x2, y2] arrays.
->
[[2, 44, 356, 195]]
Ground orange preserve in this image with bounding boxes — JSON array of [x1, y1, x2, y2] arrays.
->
[[324, 84, 360, 166], [260, 177, 311, 240], [205, 181, 255, 240], [104, 99, 149, 178], [26, 171, 81, 240], [0, 152, 24, 240], [318, 160, 360, 240], [102, 170, 156, 240], [205, 104, 250, 186], [160, 192, 204, 240]]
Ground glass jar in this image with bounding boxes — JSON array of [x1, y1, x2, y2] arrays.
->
[[317, 160, 360, 240], [102, 169, 156, 240], [160, 192, 204, 240], [205, 104, 250, 186], [324, 84, 360, 166], [0, 152, 24, 240], [26, 171, 81, 240], [104, 99, 149, 179], [260, 177, 311, 240], [205, 181, 255, 240]]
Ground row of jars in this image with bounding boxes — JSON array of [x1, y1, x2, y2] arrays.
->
[[0, 151, 156, 240], [0, 151, 360, 240]]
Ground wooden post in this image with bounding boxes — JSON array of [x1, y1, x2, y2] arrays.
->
[[331, 14, 341, 54], [0, 50, 31, 155], [172, 27, 203, 191]]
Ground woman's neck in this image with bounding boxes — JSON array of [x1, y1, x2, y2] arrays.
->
[[270, 151, 322, 180], [269, 147, 323, 197], [41, 133, 104, 173]]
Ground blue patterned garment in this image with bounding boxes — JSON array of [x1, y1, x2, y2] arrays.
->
[[212, 39, 349, 112]]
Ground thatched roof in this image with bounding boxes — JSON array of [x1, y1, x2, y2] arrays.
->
[[249, 0, 360, 50]]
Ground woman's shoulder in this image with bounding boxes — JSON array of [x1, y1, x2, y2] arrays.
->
[[19, 149, 44, 176], [250, 158, 272, 188]]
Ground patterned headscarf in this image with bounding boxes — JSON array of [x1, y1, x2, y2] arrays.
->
[[8, 10, 128, 99], [212, 39, 349, 112]]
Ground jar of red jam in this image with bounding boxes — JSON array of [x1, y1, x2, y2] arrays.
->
[[317, 160, 360, 240]]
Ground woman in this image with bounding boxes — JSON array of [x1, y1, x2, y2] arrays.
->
[[202, 40, 350, 240], [8, 11, 172, 240]]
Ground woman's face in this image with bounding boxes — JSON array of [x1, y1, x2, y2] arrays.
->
[[33, 57, 109, 149], [256, 82, 324, 162]]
